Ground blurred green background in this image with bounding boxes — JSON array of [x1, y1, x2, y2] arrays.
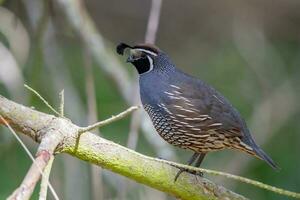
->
[[0, 0, 299, 199]]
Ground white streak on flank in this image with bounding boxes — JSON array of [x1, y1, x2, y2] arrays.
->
[[190, 128, 201, 131], [179, 108, 195, 113], [158, 103, 167, 109], [184, 117, 195, 120], [200, 114, 209, 117], [196, 117, 209, 121], [186, 116, 210, 121], [180, 96, 192, 103], [176, 114, 187, 118], [173, 105, 183, 109], [135, 48, 158, 56], [173, 90, 182, 95], [208, 123, 222, 127], [185, 124, 195, 128], [185, 117, 207, 121], [199, 115, 212, 119], [186, 102, 195, 107], [161, 105, 172, 115], [186, 133, 209, 138], [172, 119, 188, 125], [175, 124, 183, 127], [169, 96, 180, 100], [240, 142, 253, 150], [164, 91, 174, 96], [170, 84, 181, 89]]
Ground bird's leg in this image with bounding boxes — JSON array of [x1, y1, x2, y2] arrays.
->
[[174, 153, 206, 181], [193, 153, 206, 177], [174, 153, 199, 182]]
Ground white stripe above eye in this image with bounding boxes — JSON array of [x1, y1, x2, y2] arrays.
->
[[135, 48, 158, 56]]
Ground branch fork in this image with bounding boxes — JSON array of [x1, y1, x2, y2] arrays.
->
[[1, 91, 140, 200]]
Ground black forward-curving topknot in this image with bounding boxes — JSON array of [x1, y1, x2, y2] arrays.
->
[[116, 43, 133, 55], [133, 43, 160, 54], [117, 42, 160, 56]]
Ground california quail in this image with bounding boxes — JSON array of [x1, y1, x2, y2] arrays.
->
[[116, 43, 278, 181]]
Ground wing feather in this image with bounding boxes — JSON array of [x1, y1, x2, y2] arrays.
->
[[162, 83, 243, 138]]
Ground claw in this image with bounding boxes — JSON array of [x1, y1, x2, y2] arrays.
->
[[174, 168, 204, 182], [174, 168, 184, 182]]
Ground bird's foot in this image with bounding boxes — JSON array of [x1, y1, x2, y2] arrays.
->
[[174, 168, 203, 182]]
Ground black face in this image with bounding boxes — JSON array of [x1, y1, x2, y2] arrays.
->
[[127, 50, 153, 74], [117, 43, 159, 75]]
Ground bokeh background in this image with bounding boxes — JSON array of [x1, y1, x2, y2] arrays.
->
[[0, 0, 300, 199]]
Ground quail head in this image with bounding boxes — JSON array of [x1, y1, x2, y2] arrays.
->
[[116, 42, 278, 180]]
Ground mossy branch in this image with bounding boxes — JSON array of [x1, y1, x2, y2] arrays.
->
[[0, 95, 245, 200], [1, 95, 299, 199]]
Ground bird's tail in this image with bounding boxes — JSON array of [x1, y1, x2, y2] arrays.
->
[[252, 145, 280, 170], [240, 128, 280, 170]]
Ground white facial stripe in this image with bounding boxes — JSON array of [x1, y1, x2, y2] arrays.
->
[[146, 55, 154, 72], [135, 48, 158, 56]]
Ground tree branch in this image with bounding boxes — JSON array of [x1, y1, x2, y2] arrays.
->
[[0, 95, 247, 200]]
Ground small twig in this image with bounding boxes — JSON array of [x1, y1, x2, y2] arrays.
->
[[59, 89, 64, 116], [39, 155, 55, 200], [0, 115, 59, 200], [78, 106, 139, 134], [154, 158, 300, 199], [24, 84, 61, 116]]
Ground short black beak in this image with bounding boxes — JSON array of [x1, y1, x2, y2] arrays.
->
[[126, 55, 134, 63], [117, 43, 133, 55]]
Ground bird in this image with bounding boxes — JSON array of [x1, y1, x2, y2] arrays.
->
[[116, 42, 278, 181]]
